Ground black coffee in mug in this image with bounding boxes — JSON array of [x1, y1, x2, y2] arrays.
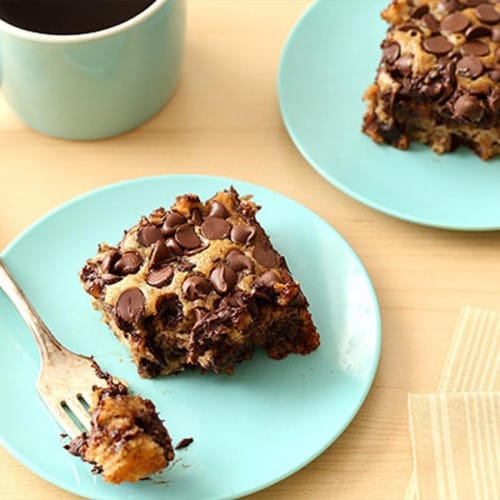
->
[[0, 0, 156, 35]]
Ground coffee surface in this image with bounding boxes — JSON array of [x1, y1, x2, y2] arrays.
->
[[0, 0, 156, 35]]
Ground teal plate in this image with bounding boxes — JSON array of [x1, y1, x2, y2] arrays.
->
[[0, 175, 380, 499], [279, 0, 500, 231]]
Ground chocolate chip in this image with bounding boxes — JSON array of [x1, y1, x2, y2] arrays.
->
[[210, 265, 237, 295], [460, 40, 489, 56], [146, 266, 174, 288], [465, 25, 491, 39], [219, 290, 248, 310], [230, 225, 256, 245], [399, 23, 420, 33], [256, 270, 281, 288], [101, 273, 121, 285], [182, 275, 212, 301], [161, 212, 186, 236], [193, 306, 209, 321], [183, 243, 208, 256], [150, 240, 175, 267], [457, 56, 484, 78], [495, 47, 500, 62], [201, 217, 231, 240], [138, 224, 164, 247], [395, 54, 413, 74], [115, 288, 145, 323], [382, 42, 400, 64], [175, 437, 194, 450], [412, 5, 429, 18], [114, 252, 142, 275], [421, 82, 443, 100], [165, 237, 184, 256], [492, 27, 500, 42], [207, 201, 229, 219], [422, 36, 453, 55], [422, 13, 441, 34], [100, 251, 119, 273], [253, 273, 279, 301], [454, 94, 484, 121], [462, 0, 487, 6], [175, 224, 202, 249], [226, 250, 255, 273], [475, 4, 500, 24], [191, 208, 203, 226], [441, 12, 470, 32], [253, 242, 281, 268], [192, 308, 209, 329], [490, 69, 500, 81], [439, 0, 460, 13]]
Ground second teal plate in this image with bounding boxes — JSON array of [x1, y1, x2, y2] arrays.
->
[[279, 0, 500, 230]]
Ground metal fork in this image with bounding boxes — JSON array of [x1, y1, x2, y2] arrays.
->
[[0, 257, 107, 438]]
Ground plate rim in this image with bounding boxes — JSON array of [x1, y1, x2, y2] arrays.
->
[[278, 0, 500, 232], [0, 173, 382, 499]]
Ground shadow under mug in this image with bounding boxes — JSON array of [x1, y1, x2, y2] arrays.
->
[[0, 0, 185, 140]]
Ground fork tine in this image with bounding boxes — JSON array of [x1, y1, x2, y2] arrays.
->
[[65, 396, 92, 433], [40, 396, 83, 439], [79, 388, 96, 409]]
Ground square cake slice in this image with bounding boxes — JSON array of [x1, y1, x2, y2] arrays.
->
[[80, 187, 320, 378], [66, 369, 174, 484], [363, 0, 500, 160]]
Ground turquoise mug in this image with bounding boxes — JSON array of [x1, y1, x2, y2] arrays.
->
[[0, 0, 185, 140]]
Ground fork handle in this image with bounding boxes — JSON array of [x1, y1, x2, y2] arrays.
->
[[0, 256, 64, 360]]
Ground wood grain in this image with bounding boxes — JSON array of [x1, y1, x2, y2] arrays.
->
[[1, 1, 499, 498]]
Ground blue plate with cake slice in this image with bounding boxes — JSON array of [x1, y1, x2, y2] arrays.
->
[[279, 0, 500, 230], [0, 175, 381, 499]]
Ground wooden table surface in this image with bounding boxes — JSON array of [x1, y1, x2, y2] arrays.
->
[[1, 1, 499, 499]]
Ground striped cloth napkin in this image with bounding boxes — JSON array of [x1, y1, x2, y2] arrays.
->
[[405, 307, 500, 500]]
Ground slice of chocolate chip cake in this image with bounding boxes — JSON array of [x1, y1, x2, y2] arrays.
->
[[66, 369, 174, 484], [80, 187, 319, 378], [363, 0, 500, 159]]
